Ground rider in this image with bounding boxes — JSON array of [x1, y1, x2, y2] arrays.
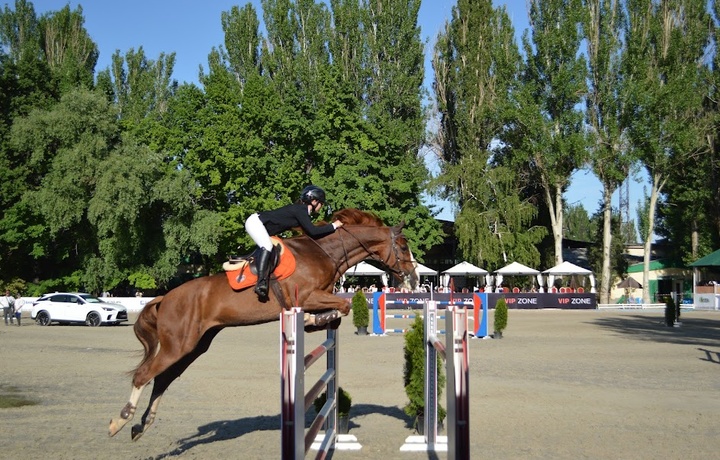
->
[[245, 185, 344, 298]]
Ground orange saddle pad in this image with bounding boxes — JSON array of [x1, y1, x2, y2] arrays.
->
[[223, 238, 296, 291]]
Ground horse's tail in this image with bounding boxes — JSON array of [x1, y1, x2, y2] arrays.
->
[[131, 296, 163, 374]]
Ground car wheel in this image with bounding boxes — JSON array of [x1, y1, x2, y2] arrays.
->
[[86, 311, 101, 327], [36, 311, 51, 326]]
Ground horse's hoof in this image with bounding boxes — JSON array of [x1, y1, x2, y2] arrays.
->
[[109, 419, 122, 437], [131, 424, 145, 442]]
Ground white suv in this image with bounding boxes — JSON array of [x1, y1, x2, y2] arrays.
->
[[31, 293, 128, 327]]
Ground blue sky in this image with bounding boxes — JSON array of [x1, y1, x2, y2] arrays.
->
[[30, 0, 645, 222]]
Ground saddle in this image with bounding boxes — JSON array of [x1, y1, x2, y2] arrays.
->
[[223, 238, 296, 291]]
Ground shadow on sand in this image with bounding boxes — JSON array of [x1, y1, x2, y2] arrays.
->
[[153, 403, 414, 459], [590, 314, 720, 348]]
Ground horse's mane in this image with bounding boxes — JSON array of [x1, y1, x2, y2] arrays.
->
[[332, 208, 385, 227]]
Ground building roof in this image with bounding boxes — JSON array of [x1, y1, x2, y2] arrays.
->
[[689, 249, 720, 267], [627, 259, 675, 272]]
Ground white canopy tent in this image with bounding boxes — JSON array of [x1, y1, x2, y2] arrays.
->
[[414, 262, 439, 292], [414, 262, 438, 276], [542, 261, 595, 293], [494, 261, 542, 292], [442, 261, 488, 290], [342, 261, 388, 288]]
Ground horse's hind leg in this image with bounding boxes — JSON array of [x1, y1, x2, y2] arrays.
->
[[129, 328, 220, 441], [130, 379, 166, 441], [109, 383, 149, 437]]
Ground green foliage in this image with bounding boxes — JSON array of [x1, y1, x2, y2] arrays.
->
[[128, 271, 157, 291], [563, 203, 596, 242], [351, 291, 369, 328], [313, 386, 352, 417], [403, 315, 445, 421], [0, 277, 26, 297], [494, 297, 508, 333], [664, 296, 676, 327]]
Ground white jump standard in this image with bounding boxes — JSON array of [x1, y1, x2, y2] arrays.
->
[[280, 308, 361, 460], [401, 301, 470, 459]]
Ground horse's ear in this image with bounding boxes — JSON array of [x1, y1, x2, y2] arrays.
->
[[393, 220, 406, 231]]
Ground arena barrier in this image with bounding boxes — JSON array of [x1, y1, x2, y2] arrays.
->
[[280, 308, 361, 459], [400, 301, 470, 457], [371, 292, 488, 338]]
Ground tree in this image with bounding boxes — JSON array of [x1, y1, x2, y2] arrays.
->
[[38, 4, 98, 92], [9, 88, 216, 293], [512, 0, 588, 266], [623, 0, 711, 302], [432, 0, 545, 269], [564, 203, 596, 241], [583, 0, 632, 304]]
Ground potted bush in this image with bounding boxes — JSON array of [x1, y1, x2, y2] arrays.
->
[[403, 315, 445, 434], [313, 386, 352, 433], [494, 297, 508, 338], [664, 296, 680, 327], [351, 290, 369, 335]]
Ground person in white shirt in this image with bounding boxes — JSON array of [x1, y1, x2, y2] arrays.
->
[[1, 290, 15, 326], [13, 295, 24, 326]]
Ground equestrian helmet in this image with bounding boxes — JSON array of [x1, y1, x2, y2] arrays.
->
[[300, 185, 327, 205]]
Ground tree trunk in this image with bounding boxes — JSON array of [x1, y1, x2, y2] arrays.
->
[[642, 172, 664, 304], [545, 183, 564, 266], [600, 188, 613, 305]]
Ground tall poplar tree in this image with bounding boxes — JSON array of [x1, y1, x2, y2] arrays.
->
[[512, 0, 588, 266], [432, 0, 544, 269], [623, 0, 711, 302], [584, 0, 630, 303]]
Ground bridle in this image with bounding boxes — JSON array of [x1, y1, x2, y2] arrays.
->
[[334, 226, 414, 279]]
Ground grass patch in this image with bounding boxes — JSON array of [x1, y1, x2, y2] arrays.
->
[[0, 385, 38, 408]]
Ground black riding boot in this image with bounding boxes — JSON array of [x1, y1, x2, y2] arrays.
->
[[254, 248, 273, 298]]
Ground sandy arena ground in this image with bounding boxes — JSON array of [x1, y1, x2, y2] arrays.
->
[[1, 308, 719, 459]]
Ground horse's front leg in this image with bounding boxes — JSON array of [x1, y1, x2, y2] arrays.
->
[[300, 290, 351, 330], [109, 383, 149, 437], [303, 290, 351, 315]]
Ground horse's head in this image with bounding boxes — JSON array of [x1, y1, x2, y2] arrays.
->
[[333, 209, 418, 290], [387, 221, 419, 290]]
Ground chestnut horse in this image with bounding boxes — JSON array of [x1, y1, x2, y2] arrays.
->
[[108, 208, 418, 440]]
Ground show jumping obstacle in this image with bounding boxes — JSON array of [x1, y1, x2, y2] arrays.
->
[[371, 292, 487, 338], [280, 308, 361, 459], [400, 301, 470, 458]]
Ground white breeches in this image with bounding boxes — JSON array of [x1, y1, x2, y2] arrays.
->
[[245, 213, 273, 251]]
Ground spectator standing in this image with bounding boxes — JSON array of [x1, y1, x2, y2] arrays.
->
[[1, 290, 15, 325], [13, 295, 24, 326]]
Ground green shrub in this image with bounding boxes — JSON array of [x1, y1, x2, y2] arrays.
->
[[313, 386, 352, 416], [351, 291, 369, 328], [402, 315, 445, 421], [665, 296, 676, 327], [494, 297, 508, 333]]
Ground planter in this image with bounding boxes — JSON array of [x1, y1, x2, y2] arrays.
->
[[415, 415, 424, 435], [338, 415, 349, 434], [414, 415, 443, 435], [494, 330, 503, 339], [355, 326, 368, 335]]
